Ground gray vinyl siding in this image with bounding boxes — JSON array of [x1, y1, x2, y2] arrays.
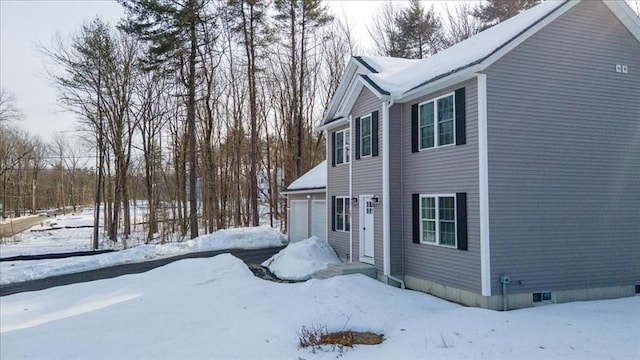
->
[[401, 79, 481, 293], [351, 87, 384, 272], [327, 124, 350, 260], [389, 103, 403, 276], [485, 0, 640, 295]]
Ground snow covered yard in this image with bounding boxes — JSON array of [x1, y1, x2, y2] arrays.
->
[[1, 231, 639, 359], [1, 253, 639, 359]]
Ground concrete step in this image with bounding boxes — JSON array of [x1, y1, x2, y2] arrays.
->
[[313, 262, 377, 280]]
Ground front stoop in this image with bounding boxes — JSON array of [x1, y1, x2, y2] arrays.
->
[[313, 262, 377, 280]]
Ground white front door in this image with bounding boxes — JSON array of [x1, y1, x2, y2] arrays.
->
[[360, 195, 375, 263], [290, 200, 309, 242]]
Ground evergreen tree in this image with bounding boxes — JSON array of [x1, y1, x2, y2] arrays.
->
[[119, 0, 212, 239], [369, 0, 443, 59], [472, 0, 540, 31], [395, 0, 443, 58]]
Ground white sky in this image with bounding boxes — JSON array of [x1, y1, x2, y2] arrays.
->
[[1, 0, 638, 143]]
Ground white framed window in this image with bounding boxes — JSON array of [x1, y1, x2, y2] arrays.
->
[[334, 129, 350, 165], [418, 92, 455, 150], [335, 196, 350, 232], [360, 114, 372, 157], [420, 194, 456, 247]]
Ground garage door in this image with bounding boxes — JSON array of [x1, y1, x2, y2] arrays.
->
[[289, 200, 309, 242], [311, 200, 326, 241]]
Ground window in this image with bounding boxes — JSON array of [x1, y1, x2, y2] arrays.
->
[[335, 196, 350, 232], [418, 93, 455, 149], [360, 115, 372, 157], [334, 129, 350, 165], [419, 195, 456, 247], [532, 291, 553, 304]]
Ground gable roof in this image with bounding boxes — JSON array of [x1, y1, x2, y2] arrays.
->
[[283, 161, 326, 194], [321, 0, 640, 127]]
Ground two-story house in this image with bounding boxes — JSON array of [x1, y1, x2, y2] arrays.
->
[[317, 0, 639, 310]]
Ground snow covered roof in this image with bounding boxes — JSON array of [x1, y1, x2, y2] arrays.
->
[[363, 0, 569, 96], [321, 0, 640, 127], [284, 161, 326, 193]]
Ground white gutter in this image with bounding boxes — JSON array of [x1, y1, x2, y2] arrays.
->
[[324, 129, 329, 244], [382, 99, 393, 277], [349, 115, 353, 262], [382, 99, 405, 289]]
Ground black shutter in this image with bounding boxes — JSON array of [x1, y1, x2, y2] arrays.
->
[[355, 117, 361, 160], [456, 192, 468, 250], [331, 196, 336, 231], [411, 104, 418, 153], [412, 194, 420, 244], [455, 88, 466, 145], [331, 132, 336, 167], [372, 111, 379, 157]]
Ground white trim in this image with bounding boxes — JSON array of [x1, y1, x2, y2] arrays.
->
[[325, 129, 329, 250], [477, 73, 491, 297], [603, 0, 640, 42], [417, 194, 457, 248], [382, 101, 391, 276], [282, 188, 325, 195], [318, 117, 348, 131], [349, 115, 353, 262], [397, 66, 481, 103]]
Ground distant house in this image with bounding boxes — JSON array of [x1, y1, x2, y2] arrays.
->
[[283, 161, 326, 243], [316, 0, 639, 310]]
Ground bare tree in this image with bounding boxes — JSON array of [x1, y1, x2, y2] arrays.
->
[[367, 1, 403, 57], [444, 1, 481, 46], [0, 88, 23, 125]]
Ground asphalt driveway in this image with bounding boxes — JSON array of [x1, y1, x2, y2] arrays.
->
[[0, 246, 285, 296]]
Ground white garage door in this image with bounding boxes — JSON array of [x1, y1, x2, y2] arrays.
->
[[311, 200, 326, 242], [289, 200, 309, 242]]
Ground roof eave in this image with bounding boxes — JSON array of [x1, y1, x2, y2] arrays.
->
[[318, 117, 348, 131], [283, 187, 326, 195]]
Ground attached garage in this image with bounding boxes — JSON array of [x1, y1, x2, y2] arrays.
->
[[283, 161, 326, 243]]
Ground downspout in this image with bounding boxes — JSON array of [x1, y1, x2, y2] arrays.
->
[[349, 115, 353, 262], [383, 99, 405, 289]]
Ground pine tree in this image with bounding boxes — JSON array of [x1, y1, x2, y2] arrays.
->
[[395, 0, 443, 58], [119, 0, 211, 239], [369, 0, 443, 59], [472, 0, 540, 31]]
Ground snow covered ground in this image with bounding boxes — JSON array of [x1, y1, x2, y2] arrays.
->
[[1, 220, 639, 359], [263, 236, 340, 280], [1, 222, 286, 284]]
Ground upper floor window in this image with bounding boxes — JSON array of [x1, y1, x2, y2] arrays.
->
[[334, 129, 350, 165], [355, 111, 378, 159], [419, 93, 455, 150], [360, 114, 372, 157]]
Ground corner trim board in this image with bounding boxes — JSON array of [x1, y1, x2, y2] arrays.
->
[[477, 73, 491, 297]]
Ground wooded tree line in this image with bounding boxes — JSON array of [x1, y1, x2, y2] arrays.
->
[[369, 0, 540, 58], [1, 0, 548, 247]]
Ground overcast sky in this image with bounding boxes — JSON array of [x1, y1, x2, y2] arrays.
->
[[1, 0, 638, 143]]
